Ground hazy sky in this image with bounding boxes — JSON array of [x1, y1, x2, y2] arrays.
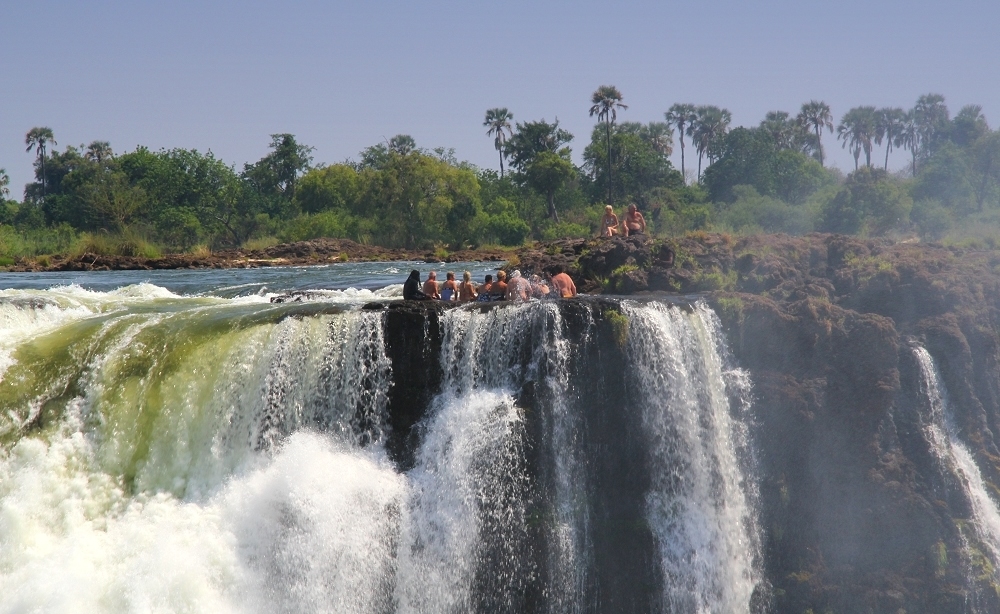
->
[[3, 0, 996, 195]]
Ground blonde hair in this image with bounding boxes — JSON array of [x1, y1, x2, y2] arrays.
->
[[605, 205, 613, 212], [463, 271, 471, 282]]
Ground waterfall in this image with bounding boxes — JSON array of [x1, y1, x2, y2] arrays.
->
[[0, 287, 763, 613], [912, 346, 1000, 588], [623, 302, 761, 613]]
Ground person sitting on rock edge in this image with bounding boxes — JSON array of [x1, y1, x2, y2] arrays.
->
[[550, 265, 577, 298], [459, 271, 478, 302], [506, 270, 532, 302], [491, 270, 508, 299], [441, 271, 459, 301], [422, 270, 441, 299], [477, 274, 494, 302], [600, 204, 620, 237], [404, 270, 432, 300], [623, 203, 646, 237]]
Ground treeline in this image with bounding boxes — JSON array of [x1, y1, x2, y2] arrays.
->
[[2, 89, 1000, 260]]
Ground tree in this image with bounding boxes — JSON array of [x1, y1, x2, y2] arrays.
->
[[760, 111, 796, 150], [821, 167, 912, 235], [796, 101, 833, 166], [388, 134, 416, 155], [243, 133, 314, 205], [0, 169, 8, 200], [584, 124, 681, 208], [505, 119, 573, 172], [690, 105, 731, 181], [897, 110, 920, 176], [85, 141, 113, 163], [589, 85, 628, 201], [913, 94, 950, 159], [525, 150, 575, 223], [25, 127, 56, 196], [837, 106, 879, 169], [952, 105, 989, 149], [83, 171, 147, 230], [971, 132, 1000, 211], [875, 108, 905, 170], [666, 103, 698, 181], [484, 108, 514, 177]]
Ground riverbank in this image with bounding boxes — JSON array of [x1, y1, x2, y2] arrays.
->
[[2, 237, 513, 272]]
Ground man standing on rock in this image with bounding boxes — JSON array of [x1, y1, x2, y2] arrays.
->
[[623, 204, 646, 237], [550, 265, 577, 298]]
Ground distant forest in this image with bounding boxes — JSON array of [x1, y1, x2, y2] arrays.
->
[[2, 88, 999, 261]]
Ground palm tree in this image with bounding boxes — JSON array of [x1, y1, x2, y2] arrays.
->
[[589, 85, 628, 201], [896, 110, 920, 177], [484, 108, 514, 177], [25, 127, 56, 196], [837, 106, 879, 170], [796, 101, 834, 166], [0, 169, 9, 200], [760, 111, 795, 149], [875, 108, 905, 170], [913, 93, 949, 157], [690, 106, 731, 181], [665, 103, 697, 182], [85, 140, 113, 163]]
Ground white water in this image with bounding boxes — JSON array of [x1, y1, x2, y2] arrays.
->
[[913, 346, 1000, 581], [0, 285, 762, 613], [623, 301, 761, 613]]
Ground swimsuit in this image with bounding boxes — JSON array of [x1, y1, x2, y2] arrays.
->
[[441, 287, 455, 301]]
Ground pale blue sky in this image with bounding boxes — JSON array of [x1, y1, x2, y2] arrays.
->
[[2, 0, 996, 195]]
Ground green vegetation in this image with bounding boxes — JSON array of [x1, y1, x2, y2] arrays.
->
[[1, 90, 999, 264], [604, 309, 630, 349]]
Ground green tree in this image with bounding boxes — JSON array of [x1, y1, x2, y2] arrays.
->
[[242, 133, 314, 205], [875, 108, 905, 171], [952, 105, 989, 149], [796, 101, 833, 166], [971, 132, 1000, 211], [821, 167, 911, 234], [897, 110, 920, 176], [484, 108, 514, 177], [703, 127, 831, 204], [295, 164, 361, 214], [589, 85, 628, 202], [85, 141, 113, 163], [837, 106, 879, 169], [584, 124, 681, 208], [25, 127, 56, 196], [914, 94, 950, 159], [83, 170, 147, 230], [388, 134, 416, 155], [691, 105, 731, 181], [505, 119, 573, 172], [666, 103, 698, 182], [0, 169, 8, 200], [525, 150, 575, 223]]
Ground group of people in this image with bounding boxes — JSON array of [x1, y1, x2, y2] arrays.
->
[[403, 266, 577, 302], [600, 203, 646, 238]]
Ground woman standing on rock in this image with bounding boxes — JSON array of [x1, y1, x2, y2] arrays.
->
[[600, 205, 620, 237]]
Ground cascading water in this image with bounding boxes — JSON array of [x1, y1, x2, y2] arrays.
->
[[912, 346, 1000, 592], [622, 302, 761, 613], [0, 284, 763, 613]]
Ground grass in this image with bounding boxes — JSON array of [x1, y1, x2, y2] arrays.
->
[[604, 309, 630, 349], [242, 236, 279, 252], [70, 230, 161, 259]]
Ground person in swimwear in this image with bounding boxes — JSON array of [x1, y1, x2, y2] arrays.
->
[[458, 271, 478, 302], [622, 203, 646, 237], [422, 271, 441, 299], [600, 205, 619, 237], [550, 265, 577, 298], [440, 271, 459, 301]]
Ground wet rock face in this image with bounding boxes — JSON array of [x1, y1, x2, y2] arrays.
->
[[701, 233, 1000, 613]]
